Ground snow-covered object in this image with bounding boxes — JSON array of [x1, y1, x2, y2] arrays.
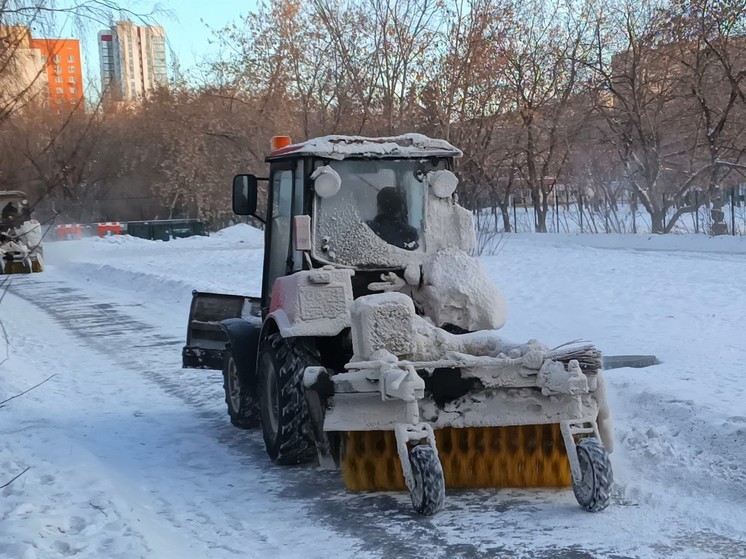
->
[[313, 189, 475, 269], [537, 359, 588, 395], [333, 289, 605, 440], [315, 202, 415, 268], [0, 238, 29, 258], [416, 248, 506, 331], [210, 222, 264, 246], [268, 268, 355, 337], [16, 220, 42, 252], [595, 372, 614, 452], [427, 170, 458, 198], [423, 196, 475, 254], [0, 219, 42, 272], [271, 133, 462, 161], [350, 292, 416, 361], [311, 166, 342, 198], [403, 262, 420, 286]]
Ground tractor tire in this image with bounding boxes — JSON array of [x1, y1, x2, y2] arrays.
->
[[258, 334, 317, 465], [408, 444, 445, 516], [222, 350, 260, 429], [572, 438, 613, 512]]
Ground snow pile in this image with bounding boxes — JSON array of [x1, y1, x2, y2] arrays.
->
[[90, 234, 152, 246], [541, 232, 746, 254], [43, 224, 267, 303], [202, 223, 264, 246]]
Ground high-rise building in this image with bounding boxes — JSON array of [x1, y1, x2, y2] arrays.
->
[[28, 37, 84, 108], [0, 26, 83, 111], [0, 26, 48, 109], [98, 21, 167, 102]]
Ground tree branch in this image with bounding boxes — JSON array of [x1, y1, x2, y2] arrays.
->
[[0, 374, 57, 408]]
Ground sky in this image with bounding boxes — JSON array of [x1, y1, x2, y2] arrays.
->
[[46, 0, 259, 91], [156, 0, 258, 71]]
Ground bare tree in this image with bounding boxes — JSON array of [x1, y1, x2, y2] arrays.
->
[[502, 0, 595, 232], [586, 0, 746, 234], [664, 0, 746, 234]]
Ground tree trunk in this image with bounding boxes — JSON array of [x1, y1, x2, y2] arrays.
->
[[535, 202, 548, 232], [651, 209, 666, 234], [709, 185, 728, 236], [499, 204, 512, 233]]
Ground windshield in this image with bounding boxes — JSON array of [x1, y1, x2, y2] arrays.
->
[[313, 158, 448, 268]]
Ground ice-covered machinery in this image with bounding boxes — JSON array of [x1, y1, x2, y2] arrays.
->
[[0, 191, 44, 274], [183, 134, 614, 515]]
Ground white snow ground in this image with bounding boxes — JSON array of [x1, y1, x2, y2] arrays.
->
[[1, 225, 745, 558]]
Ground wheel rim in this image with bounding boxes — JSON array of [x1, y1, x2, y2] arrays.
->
[[264, 359, 279, 438], [227, 357, 241, 412]]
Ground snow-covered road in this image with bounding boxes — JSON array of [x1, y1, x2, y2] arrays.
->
[[1, 227, 745, 558]]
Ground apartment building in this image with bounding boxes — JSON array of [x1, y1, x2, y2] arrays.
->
[[0, 26, 49, 109], [28, 37, 84, 108], [98, 21, 167, 102]]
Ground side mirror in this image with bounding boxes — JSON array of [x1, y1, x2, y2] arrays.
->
[[232, 174, 258, 216]]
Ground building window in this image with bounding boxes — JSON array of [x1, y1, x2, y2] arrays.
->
[[69, 87, 76, 94], [41, 55, 47, 63], [67, 55, 74, 62], [68, 76, 75, 83], [56, 98, 63, 104], [55, 87, 64, 94], [55, 76, 63, 83], [54, 55, 60, 62], [54, 65, 61, 73], [68, 66, 75, 73]]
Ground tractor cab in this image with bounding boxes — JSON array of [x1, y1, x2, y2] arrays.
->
[[1, 191, 32, 231], [233, 134, 474, 310]]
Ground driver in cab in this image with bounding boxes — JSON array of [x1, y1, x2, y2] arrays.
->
[[367, 187, 419, 251]]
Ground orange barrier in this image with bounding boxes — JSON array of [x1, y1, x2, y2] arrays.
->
[[97, 222, 121, 237], [56, 224, 83, 240]]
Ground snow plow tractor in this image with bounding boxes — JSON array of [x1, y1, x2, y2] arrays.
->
[[0, 191, 44, 274], [182, 134, 614, 515]]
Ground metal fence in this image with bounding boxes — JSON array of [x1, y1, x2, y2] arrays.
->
[[475, 187, 746, 236]]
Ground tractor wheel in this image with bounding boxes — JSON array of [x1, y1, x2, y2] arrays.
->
[[258, 334, 316, 465], [408, 444, 445, 516], [222, 351, 260, 429], [572, 438, 613, 512]]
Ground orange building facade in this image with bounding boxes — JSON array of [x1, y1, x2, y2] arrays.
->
[[28, 38, 84, 108]]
